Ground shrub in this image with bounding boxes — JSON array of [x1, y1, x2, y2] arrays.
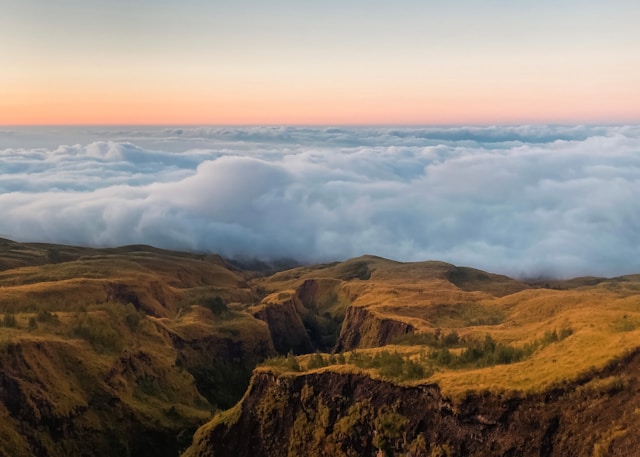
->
[[431, 348, 453, 366], [123, 303, 143, 330], [442, 330, 461, 347], [559, 327, 573, 339], [393, 330, 462, 348], [286, 351, 301, 371], [202, 296, 228, 316], [36, 310, 60, 324], [404, 359, 426, 379], [351, 350, 427, 381], [428, 327, 572, 370], [377, 352, 404, 378], [307, 351, 327, 370], [542, 330, 559, 344], [373, 409, 408, 454], [2, 313, 17, 328], [73, 315, 123, 353]]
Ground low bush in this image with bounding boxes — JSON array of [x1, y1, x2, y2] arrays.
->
[[202, 296, 228, 316], [392, 329, 463, 348], [73, 315, 123, 353], [350, 350, 428, 381], [1, 312, 17, 328], [429, 327, 574, 369], [36, 309, 60, 324]]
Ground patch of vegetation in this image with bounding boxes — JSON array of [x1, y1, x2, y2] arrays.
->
[[393, 329, 463, 348], [212, 401, 243, 429], [1, 312, 17, 328], [613, 314, 640, 332], [428, 328, 573, 369], [201, 296, 228, 316], [334, 261, 371, 280], [307, 351, 329, 370], [185, 356, 256, 410], [36, 309, 60, 324], [262, 327, 573, 382], [72, 314, 123, 353], [262, 351, 302, 372], [373, 409, 409, 456], [447, 266, 527, 297], [327, 400, 411, 457], [349, 350, 428, 381], [123, 303, 144, 330]]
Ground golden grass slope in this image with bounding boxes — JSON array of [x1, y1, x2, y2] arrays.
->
[[0, 240, 275, 456], [254, 255, 640, 398], [0, 242, 250, 318]]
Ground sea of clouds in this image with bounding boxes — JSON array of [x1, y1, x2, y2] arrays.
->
[[1, 125, 640, 278]]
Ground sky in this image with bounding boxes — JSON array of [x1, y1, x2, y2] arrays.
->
[[2, 125, 640, 278], [1, 0, 639, 125]]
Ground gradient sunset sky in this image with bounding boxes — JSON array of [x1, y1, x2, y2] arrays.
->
[[1, 0, 639, 125]]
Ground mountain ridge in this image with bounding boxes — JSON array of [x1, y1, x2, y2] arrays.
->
[[1, 239, 639, 456]]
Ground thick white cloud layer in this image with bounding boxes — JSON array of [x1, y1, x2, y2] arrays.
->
[[2, 125, 640, 278]]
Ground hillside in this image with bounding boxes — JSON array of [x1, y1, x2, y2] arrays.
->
[[2, 239, 640, 456], [0, 240, 274, 457], [187, 256, 640, 457]]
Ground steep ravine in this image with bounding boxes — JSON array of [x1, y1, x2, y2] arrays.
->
[[253, 277, 415, 355], [185, 350, 640, 457]]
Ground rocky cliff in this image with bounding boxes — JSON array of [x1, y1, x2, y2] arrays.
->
[[335, 306, 414, 352], [253, 298, 314, 355], [186, 349, 640, 457]]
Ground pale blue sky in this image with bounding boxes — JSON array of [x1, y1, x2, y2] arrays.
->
[[1, 0, 638, 124]]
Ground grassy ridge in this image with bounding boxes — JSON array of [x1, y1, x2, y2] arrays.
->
[[252, 255, 640, 399], [0, 241, 275, 456]]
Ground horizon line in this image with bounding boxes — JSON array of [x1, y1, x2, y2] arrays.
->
[[2, 121, 640, 128]]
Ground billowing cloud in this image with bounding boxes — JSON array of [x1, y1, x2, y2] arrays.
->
[[1, 125, 640, 278]]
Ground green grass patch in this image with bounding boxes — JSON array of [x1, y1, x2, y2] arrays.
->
[[72, 314, 123, 353], [428, 328, 573, 369]]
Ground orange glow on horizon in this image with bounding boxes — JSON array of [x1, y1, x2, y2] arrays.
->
[[1, 81, 639, 126], [2, 1, 638, 127]]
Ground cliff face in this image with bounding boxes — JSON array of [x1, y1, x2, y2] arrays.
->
[[253, 299, 314, 354], [186, 350, 640, 457], [253, 278, 352, 354], [335, 306, 414, 352], [254, 294, 413, 355]]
